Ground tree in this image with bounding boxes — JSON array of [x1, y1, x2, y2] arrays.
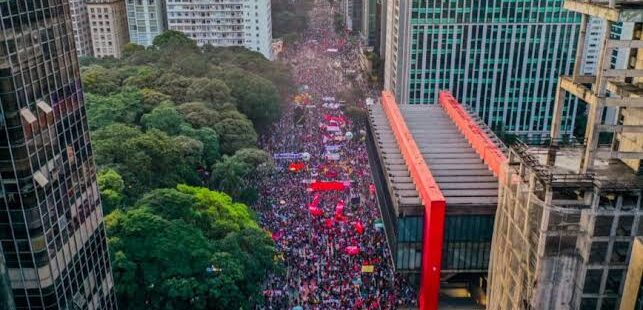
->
[[153, 30, 197, 49], [186, 78, 233, 105], [135, 188, 196, 220], [154, 72, 193, 103], [213, 117, 258, 155], [211, 157, 251, 203], [222, 70, 281, 129], [98, 169, 125, 213], [230, 148, 274, 177], [85, 91, 144, 130], [181, 126, 220, 166], [81, 65, 121, 95], [140, 88, 173, 113], [141, 104, 186, 136], [123, 66, 161, 89], [106, 208, 213, 309], [176, 102, 221, 129]]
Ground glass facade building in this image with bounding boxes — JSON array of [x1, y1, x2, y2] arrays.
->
[[0, 0, 117, 309], [383, 0, 582, 135]]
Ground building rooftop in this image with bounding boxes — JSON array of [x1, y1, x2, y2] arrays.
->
[[368, 93, 502, 216]]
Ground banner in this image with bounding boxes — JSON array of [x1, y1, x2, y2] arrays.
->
[[361, 265, 374, 273], [324, 145, 341, 152], [309, 181, 346, 192], [325, 153, 341, 161], [289, 162, 305, 172], [273, 153, 302, 160]]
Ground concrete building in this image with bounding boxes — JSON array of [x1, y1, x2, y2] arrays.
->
[[87, 0, 130, 58], [165, 0, 273, 60], [487, 1, 643, 309], [382, 0, 581, 136], [360, 0, 379, 48], [620, 237, 643, 310], [126, 0, 167, 46], [367, 91, 505, 308], [69, 0, 94, 57], [0, 0, 117, 308]]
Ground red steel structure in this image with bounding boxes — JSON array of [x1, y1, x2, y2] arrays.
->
[[380, 91, 508, 309], [380, 91, 446, 310], [438, 91, 507, 179]]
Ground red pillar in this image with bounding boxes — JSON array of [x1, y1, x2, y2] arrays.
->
[[419, 200, 446, 310]]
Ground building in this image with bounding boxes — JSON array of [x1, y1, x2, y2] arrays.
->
[[620, 237, 643, 310], [360, 0, 379, 48], [382, 0, 581, 136], [165, 0, 273, 60], [69, 0, 95, 57], [367, 91, 505, 309], [487, 1, 643, 309], [0, 0, 117, 308], [87, 0, 130, 58], [125, 0, 167, 47]]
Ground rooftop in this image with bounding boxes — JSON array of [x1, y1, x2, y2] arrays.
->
[[368, 93, 502, 216]]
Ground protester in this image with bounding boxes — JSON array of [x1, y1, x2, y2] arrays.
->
[[253, 0, 418, 309]]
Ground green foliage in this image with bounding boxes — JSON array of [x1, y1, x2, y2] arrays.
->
[[107, 186, 275, 309], [141, 104, 186, 135], [211, 148, 272, 204], [98, 169, 125, 213], [222, 70, 281, 129], [214, 117, 258, 155], [81, 65, 121, 95], [180, 126, 220, 166], [186, 78, 233, 105], [154, 72, 193, 103], [86, 91, 143, 130], [153, 30, 197, 49], [272, 0, 312, 41]]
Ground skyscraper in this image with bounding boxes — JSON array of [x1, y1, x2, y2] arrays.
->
[[125, 0, 167, 47], [87, 0, 129, 58], [69, 0, 95, 57], [165, 0, 273, 60], [0, 0, 117, 309], [383, 0, 581, 136]]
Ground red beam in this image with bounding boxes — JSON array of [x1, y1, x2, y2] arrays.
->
[[380, 91, 445, 310], [438, 91, 507, 179]]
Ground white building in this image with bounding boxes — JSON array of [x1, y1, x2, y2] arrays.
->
[[69, 0, 94, 57], [165, 0, 273, 60], [126, 0, 167, 46]]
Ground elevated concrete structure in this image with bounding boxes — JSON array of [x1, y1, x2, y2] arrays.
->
[[367, 91, 505, 309]]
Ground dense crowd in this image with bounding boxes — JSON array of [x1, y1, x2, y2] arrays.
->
[[254, 0, 418, 309]]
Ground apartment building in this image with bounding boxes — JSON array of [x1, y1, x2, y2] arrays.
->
[[87, 0, 130, 58], [126, 0, 167, 46], [69, 0, 95, 57]]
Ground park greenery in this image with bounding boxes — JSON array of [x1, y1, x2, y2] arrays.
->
[[81, 31, 285, 309]]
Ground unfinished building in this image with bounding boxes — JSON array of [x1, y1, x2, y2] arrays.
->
[[487, 1, 643, 309]]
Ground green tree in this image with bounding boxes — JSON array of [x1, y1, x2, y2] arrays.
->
[[81, 65, 121, 95], [180, 126, 220, 166], [154, 72, 193, 103], [222, 71, 281, 129], [140, 88, 173, 112], [123, 66, 161, 89], [141, 104, 186, 135], [213, 117, 258, 155], [186, 78, 233, 105], [176, 102, 222, 129], [85, 91, 144, 130], [98, 169, 125, 213], [153, 30, 197, 49]]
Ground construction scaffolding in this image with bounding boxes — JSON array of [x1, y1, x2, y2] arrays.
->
[[487, 1, 643, 309]]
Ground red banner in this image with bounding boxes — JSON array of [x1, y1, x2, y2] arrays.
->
[[309, 181, 346, 192], [289, 162, 305, 172]]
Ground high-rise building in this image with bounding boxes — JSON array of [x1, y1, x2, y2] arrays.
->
[[125, 0, 167, 47], [488, 1, 643, 309], [166, 0, 273, 60], [87, 0, 130, 58], [69, 0, 95, 57], [0, 0, 117, 309], [360, 0, 379, 48], [382, 0, 581, 136]]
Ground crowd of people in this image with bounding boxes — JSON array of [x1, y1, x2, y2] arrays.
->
[[254, 0, 418, 309]]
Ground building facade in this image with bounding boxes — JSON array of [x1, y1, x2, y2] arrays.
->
[[166, 0, 273, 60], [0, 0, 117, 309], [69, 0, 95, 57], [87, 0, 130, 58], [126, 0, 167, 47], [383, 0, 581, 136]]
